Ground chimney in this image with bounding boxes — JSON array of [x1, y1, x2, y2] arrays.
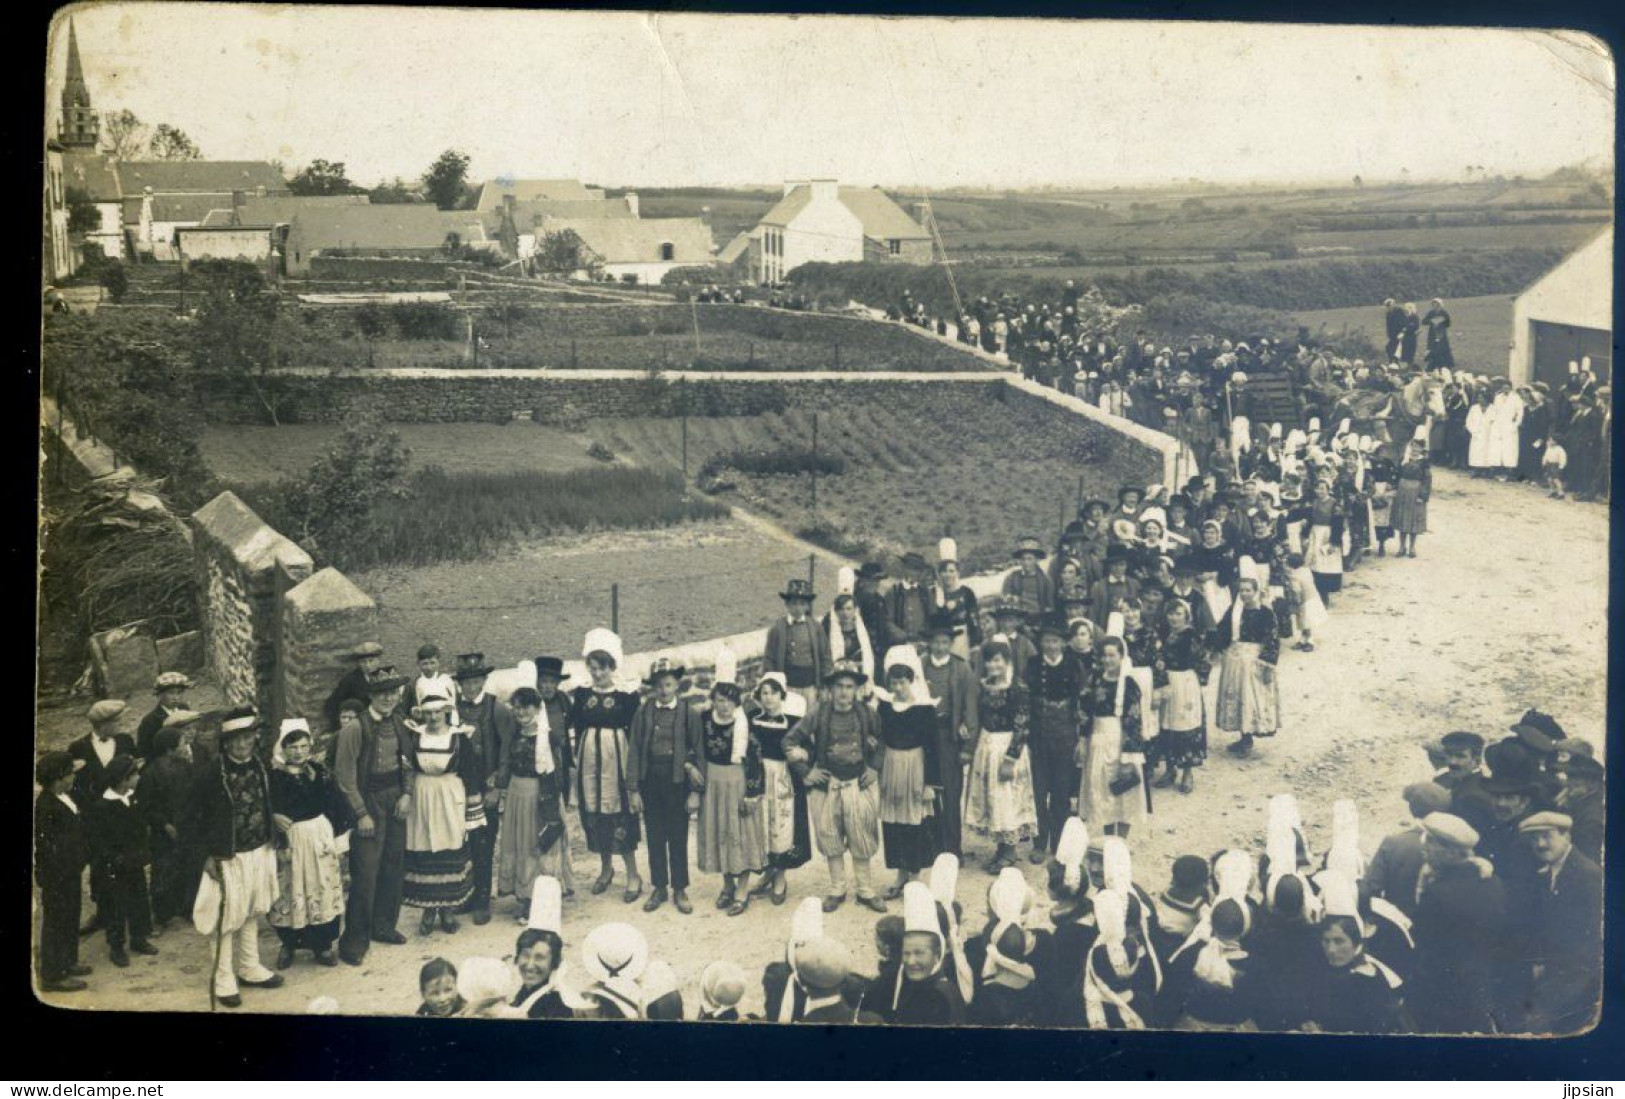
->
[[624, 191, 639, 218], [809, 179, 839, 203], [783, 179, 804, 197]]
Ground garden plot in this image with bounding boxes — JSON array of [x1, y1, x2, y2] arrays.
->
[[1294, 294, 1515, 376]]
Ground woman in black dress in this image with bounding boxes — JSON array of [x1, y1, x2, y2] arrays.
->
[[1300, 915, 1407, 1034], [878, 646, 942, 898], [747, 673, 810, 905]]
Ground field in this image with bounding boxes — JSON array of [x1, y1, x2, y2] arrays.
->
[[199, 421, 604, 484], [353, 517, 844, 664], [1293, 294, 1516, 376]]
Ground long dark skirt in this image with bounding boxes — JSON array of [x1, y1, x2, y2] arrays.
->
[[402, 844, 473, 911], [149, 830, 202, 924], [883, 820, 940, 873], [581, 810, 640, 856], [274, 917, 340, 950], [933, 716, 965, 857]]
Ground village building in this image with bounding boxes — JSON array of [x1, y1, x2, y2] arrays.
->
[[740, 180, 934, 283], [282, 204, 492, 276], [535, 212, 714, 284], [473, 177, 606, 213], [1507, 225, 1613, 388], [43, 140, 75, 283]]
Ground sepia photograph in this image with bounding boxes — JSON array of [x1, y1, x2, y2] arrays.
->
[[34, 3, 1612, 1043]]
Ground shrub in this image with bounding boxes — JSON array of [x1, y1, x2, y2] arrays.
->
[[698, 445, 847, 484], [586, 441, 616, 462], [390, 302, 462, 340]]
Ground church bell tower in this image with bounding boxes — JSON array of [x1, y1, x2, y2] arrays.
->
[[59, 19, 101, 150]]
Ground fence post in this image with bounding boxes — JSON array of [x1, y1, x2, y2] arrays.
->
[[811, 411, 819, 524], [834, 343, 841, 370], [571, 339, 578, 368], [611, 583, 619, 635], [807, 553, 815, 585], [748, 341, 754, 366], [681, 414, 688, 482]]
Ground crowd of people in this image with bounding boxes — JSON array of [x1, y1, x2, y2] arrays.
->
[[884, 285, 1612, 504], [32, 428, 1605, 1033]]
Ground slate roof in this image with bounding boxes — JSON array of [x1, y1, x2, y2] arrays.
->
[[62, 151, 122, 202], [538, 215, 714, 264], [291, 205, 487, 252], [116, 160, 289, 195], [758, 184, 929, 241], [474, 178, 603, 213]]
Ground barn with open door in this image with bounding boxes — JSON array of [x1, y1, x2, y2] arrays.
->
[[1508, 226, 1613, 389]]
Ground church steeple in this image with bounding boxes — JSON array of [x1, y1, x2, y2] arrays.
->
[[59, 19, 101, 150]]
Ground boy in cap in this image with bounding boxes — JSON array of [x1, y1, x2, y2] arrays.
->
[[324, 641, 385, 731], [452, 653, 515, 926], [783, 661, 886, 914], [764, 578, 830, 711], [411, 644, 457, 713], [68, 699, 135, 936], [1002, 536, 1055, 618], [88, 755, 158, 968], [627, 656, 702, 915], [1518, 812, 1602, 1035], [333, 667, 413, 965], [137, 672, 193, 760], [34, 752, 92, 992], [796, 937, 880, 1024]]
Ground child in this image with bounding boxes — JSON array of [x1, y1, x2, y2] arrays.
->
[[35, 752, 91, 993], [694, 649, 767, 916], [140, 726, 198, 931], [570, 629, 643, 904], [411, 644, 457, 713], [88, 756, 158, 968], [1543, 435, 1567, 499], [1153, 599, 1210, 794], [699, 960, 749, 1021], [1284, 551, 1327, 653], [329, 698, 365, 767], [416, 957, 465, 1017]]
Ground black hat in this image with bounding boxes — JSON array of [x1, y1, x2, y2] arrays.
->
[[824, 660, 868, 687], [710, 681, 743, 703], [1481, 768, 1538, 797], [1117, 486, 1144, 504], [105, 755, 143, 788], [644, 657, 687, 685], [1033, 612, 1070, 640], [1104, 543, 1132, 565], [900, 551, 932, 575], [781, 578, 816, 602], [1061, 519, 1089, 541], [925, 610, 958, 639], [1167, 494, 1193, 513], [1080, 498, 1111, 517], [1510, 709, 1566, 753], [1013, 536, 1046, 560], [856, 561, 886, 580], [452, 652, 496, 680], [992, 598, 1026, 620], [1439, 730, 1485, 754], [531, 657, 568, 682], [364, 666, 411, 695], [219, 704, 260, 739], [35, 751, 82, 787]]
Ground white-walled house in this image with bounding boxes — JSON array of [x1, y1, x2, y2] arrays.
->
[[744, 180, 934, 283], [1507, 226, 1613, 388]]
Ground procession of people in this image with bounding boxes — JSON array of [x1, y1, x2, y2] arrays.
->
[[33, 410, 1605, 1033]]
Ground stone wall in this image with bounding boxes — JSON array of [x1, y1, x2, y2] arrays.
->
[[280, 568, 379, 730]]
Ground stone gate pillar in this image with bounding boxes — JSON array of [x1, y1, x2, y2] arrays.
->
[[280, 567, 378, 734]]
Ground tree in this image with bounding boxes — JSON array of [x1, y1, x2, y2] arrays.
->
[[266, 405, 411, 568], [65, 186, 101, 233], [1352, 175, 1363, 188], [188, 259, 290, 424], [422, 149, 471, 210], [289, 159, 358, 196], [147, 124, 201, 161], [368, 177, 421, 204], [101, 109, 148, 160], [534, 228, 601, 277]]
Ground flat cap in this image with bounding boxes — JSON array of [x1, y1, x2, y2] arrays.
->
[[1421, 813, 1479, 850], [1402, 782, 1453, 816], [87, 699, 128, 725], [1517, 811, 1573, 835], [794, 937, 851, 994]]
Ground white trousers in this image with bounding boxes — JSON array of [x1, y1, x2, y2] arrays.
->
[[213, 921, 275, 998]]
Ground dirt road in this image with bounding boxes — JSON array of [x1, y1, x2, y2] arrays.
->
[[35, 471, 1608, 1020]]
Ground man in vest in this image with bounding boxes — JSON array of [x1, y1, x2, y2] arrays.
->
[[333, 665, 412, 965]]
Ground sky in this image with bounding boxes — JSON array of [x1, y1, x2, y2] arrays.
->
[[45, 5, 1616, 191]]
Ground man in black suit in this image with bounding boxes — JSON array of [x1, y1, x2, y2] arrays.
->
[[1520, 812, 1603, 1036], [34, 752, 92, 992], [67, 699, 137, 936], [323, 641, 385, 733]]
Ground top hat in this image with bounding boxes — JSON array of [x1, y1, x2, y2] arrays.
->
[[780, 578, 817, 602], [452, 653, 496, 680], [532, 656, 569, 682]]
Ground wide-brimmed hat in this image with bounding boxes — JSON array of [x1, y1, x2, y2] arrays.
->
[[364, 666, 411, 694], [1510, 709, 1566, 753], [219, 705, 260, 740], [452, 652, 496, 680], [581, 923, 649, 984], [824, 659, 868, 687], [347, 641, 385, 661], [925, 610, 958, 639], [1013, 535, 1046, 560], [856, 561, 886, 581], [1117, 486, 1144, 505], [1033, 611, 1070, 641], [780, 578, 816, 602], [644, 656, 686, 685], [1481, 765, 1538, 797]]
